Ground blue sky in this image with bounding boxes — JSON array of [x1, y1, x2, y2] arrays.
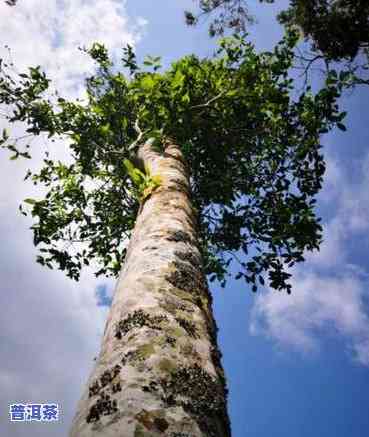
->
[[0, 1, 369, 436]]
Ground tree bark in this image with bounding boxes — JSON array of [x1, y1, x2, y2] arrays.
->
[[69, 141, 231, 437]]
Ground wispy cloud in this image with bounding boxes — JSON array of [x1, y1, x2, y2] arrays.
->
[[0, 2, 144, 435], [251, 270, 369, 365], [0, 0, 146, 97], [0, 0, 147, 206], [250, 150, 369, 366]]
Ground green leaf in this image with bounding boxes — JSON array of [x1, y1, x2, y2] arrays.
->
[[172, 70, 185, 89], [100, 123, 110, 135], [0, 33, 341, 290], [2, 128, 9, 141], [182, 93, 190, 104], [140, 75, 155, 91]]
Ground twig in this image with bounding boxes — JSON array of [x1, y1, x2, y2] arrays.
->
[[190, 90, 226, 110], [128, 118, 149, 151]]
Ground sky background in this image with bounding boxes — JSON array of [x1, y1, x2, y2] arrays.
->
[[1, 1, 369, 436]]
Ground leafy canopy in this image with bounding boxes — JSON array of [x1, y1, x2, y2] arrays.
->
[[187, 1, 369, 60], [0, 32, 344, 292], [187, 1, 369, 88], [279, 1, 369, 89], [279, 0, 369, 61]]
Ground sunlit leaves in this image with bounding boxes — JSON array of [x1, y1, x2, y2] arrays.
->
[[0, 34, 343, 292]]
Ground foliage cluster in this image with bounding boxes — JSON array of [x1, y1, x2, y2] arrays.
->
[[0, 34, 344, 293], [187, 1, 369, 61], [279, 0, 369, 61], [122, 159, 162, 202]]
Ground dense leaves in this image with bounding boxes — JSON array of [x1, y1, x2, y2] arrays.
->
[[280, 1, 369, 89], [187, 1, 369, 88], [188, 1, 369, 60], [0, 34, 344, 292], [279, 1, 369, 61]]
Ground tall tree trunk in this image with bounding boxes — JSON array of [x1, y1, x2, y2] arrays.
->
[[70, 141, 231, 437]]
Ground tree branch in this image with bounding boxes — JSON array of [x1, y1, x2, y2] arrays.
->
[[128, 118, 149, 151], [190, 90, 226, 109]]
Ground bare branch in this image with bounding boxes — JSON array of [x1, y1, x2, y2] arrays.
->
[[190, 90, 226, 110], [128, 117, 149, 151]]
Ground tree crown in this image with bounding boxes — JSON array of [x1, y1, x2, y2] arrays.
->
[[0, 32, 344, 292]]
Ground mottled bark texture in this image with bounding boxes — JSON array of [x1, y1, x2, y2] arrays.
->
[[70, 141, 231, 437]]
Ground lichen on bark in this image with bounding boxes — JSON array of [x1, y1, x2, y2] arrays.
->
[[69, 141, 231, 437]]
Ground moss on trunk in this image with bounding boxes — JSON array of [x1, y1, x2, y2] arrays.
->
[[69, 141, 231, 437]]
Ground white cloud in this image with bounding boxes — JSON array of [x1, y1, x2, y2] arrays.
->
[[0, 0, 146, 98], [251, 271, 369, 365], [0, 1, 143, 435], [323, 150, 369, 233], [305, 217, 346, 269], [0, 212, 115, 435], [250, 151, 369, 366]]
